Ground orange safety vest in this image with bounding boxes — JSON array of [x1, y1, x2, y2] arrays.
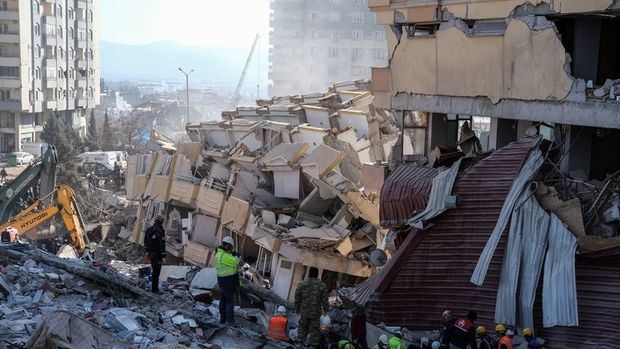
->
[[498, 336, 513, 349], [267, 315, 289, 341]]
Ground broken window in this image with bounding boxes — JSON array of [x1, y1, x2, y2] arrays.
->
[[405, 23, 439, 38]]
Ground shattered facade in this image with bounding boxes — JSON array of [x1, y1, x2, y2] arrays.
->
[[125, 81, 409, 302]]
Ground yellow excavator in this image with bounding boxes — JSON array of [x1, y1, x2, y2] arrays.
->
[[0, 185, 87, 254]]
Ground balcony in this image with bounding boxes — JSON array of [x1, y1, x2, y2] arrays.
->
[[0, 10, 19, 21], [45, 100, 57, 110], [0, 56, 19, 66], [0, 33, 19, 44], [45, 78, 57, 88], [0, 100, 21, 111], [0, 78, 20, 88], [43, 35, 57, 46]]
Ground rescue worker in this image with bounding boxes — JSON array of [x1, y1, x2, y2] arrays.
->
[[373, 335, 389, 349], [440, 310, 458, 347], [267, 305, 289, 342], [476, 326, 496, 349], [495, 324, 513, 349], [262, 279, 271, 290], [215, 236, 240, 325], [338, 338, 357, 349], [0, 167, 7, 184], [294, 267, 329, 348], [144, 214, 166, 293], [523, 328, 543, 349], [241, 263, 253, 281], [444, 311, 478, 349], [388, 331, 406, 349]]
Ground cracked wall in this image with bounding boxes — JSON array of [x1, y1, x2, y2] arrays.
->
[[386, 18, 574, 104]]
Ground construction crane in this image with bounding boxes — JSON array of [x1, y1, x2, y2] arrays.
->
[[229, 34, 260, 109], [0, 185, 87, 254]]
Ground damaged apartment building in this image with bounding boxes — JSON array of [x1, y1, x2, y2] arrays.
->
[[335, 0, 620, 348], [124, 81, 413, 302]]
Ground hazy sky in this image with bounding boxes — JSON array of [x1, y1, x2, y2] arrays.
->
[[102, 0, 270, 48]]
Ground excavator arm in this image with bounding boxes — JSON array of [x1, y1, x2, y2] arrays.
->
[[0, 185, 87, 254]]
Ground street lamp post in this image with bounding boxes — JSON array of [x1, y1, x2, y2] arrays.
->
[[178, 68, 194, 124]]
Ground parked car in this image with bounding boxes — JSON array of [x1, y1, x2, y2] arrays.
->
[[13, 152, 35, 165], [79, 162, 115, 178]]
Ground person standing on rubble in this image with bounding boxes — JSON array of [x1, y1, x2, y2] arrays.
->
[[0, 167, 7, 184], [439, 310, 458, 348], [522, 328, 544, 349], [216, 236, 240, 325], [267, 305, 290, 342], [388, 331, 406, 349], [144, 214, 166, 293], [475, 326, 496, 349], [444, 311, 478, 349], [295, 267, 329, 348]]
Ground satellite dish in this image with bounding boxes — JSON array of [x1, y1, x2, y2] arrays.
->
[[369, 249, 388, 267]]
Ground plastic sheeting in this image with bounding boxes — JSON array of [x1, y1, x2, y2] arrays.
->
[[471, 149, 543, 286], [494, 191, 549, 327], [543, 214, 579, 327], [408, 158, 461, 229]]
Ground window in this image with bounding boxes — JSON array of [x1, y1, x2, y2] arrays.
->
[[68, 7, 73, 19], [328, 65, 337, 76], [88, 10, 93, 22], [45, 24, 56, 36], [280, 260, 292, 270], [68, 68, 74, 79], [59, 47, 64, 59], [88, 49, 93, 60], [70, 48, 74, 59], [34, 23, 40, 36], [89, 68, 94, 78], [69, 27, 74, 39], [34, 44, 41, 58], [373, 48, 386, 60], [0, 24, 8, 34], [330, 30, 341, 41], [351, 48, 363, 61], [328, 47, 338, 58], [0, 66, 19, 78], [33, 1, 40, 14], [88, 30, 93, 41], [45, 66, 56, 79], [78, 29, 86, 40], [69, 88, 74, 98], [56, 5, 62, 18], [58, 25, 63, 38], [58, 68, 64, 79], [35, 67, 41, 79], [352, 30, 363, 40], [375, 30, 386, 41], [309, 11, 319, 21], [328, 11, 340, 22], [351, 12, 364, 23], [0, 90, 11, 101], [353, 0, 365, 3]]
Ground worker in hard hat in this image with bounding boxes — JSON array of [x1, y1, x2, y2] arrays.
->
[[241, 263, 253, 281], [216, 236, 240, 325], [267, 305, 289, 342], [439, 309, 457, 347], [144, 214, 166, 293], [294, 267, 329, 348], [337, 338, 356, 349], [445, 311, 478, 349], [373, 334, 389, 349], [389, 330, 406, 349], [495, 324, 513, 349], [523, 328, 544, 349], [476, 326, 496, 349]]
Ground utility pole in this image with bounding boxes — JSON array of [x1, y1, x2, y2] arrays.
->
[[178, 68, 194, 124]]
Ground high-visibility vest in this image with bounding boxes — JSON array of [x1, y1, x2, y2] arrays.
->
[[267, 315, 289, 341], [498, 336, 514, 349], [215, 248, 238, 277], [389, 337, 405, 349]]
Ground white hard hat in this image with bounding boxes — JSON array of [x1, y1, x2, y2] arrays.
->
[[276, 306, 286, 314], [243, 263, 250, 270], [320, 314, 331, 327], [379, 334, 389, 345], [432, 341, 441, 349], [222, 236, 234, 246], [421, 337, 429, 346]]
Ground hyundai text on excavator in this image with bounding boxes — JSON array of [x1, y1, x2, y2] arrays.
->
[[0, 184, 87, 254]]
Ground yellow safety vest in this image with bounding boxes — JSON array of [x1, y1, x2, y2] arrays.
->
[[215, 248, 239, 277]]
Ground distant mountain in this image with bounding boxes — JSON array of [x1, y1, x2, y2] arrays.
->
[[101, 41, 268, 86]]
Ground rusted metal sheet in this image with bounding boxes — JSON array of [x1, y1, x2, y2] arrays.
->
[[367, 137, 539, 330], [380, 165, 438, 228]]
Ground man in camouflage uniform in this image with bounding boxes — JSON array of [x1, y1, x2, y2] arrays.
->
[[294, 267, 329, 348]]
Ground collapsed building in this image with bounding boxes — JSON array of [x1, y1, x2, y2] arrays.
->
[[124, 80, 413, 302], [336, 0, 620, 348]]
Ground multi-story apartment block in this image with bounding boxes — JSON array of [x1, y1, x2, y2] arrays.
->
[[0, 0, 99, 153], [269, 0, 388, 96]]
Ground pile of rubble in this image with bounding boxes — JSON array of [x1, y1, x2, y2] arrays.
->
[[0, 243, 292, 348], [124, 80, 411, 302]]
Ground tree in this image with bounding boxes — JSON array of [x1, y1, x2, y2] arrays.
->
[[101, 111, 115, 151], [41, 116, 83, 185], [85, 110, 98, 150]]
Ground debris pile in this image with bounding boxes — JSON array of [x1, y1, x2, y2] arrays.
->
[[124, 80, 410, 302]]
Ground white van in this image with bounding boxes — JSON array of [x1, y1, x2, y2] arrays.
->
[[77, 151, 127, 170], [21, 142, 49, 157]]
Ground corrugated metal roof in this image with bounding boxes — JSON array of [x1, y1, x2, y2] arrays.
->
[[366, 137, 539, 330], [380, 165, 438, 227]]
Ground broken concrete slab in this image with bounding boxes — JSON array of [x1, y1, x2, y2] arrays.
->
[[300, 144, 346, 179], [190, 268, 218, 291]]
